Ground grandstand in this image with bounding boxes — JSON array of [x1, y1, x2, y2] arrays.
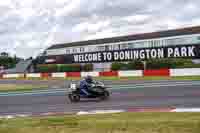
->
[[36, 26, 200, 71]]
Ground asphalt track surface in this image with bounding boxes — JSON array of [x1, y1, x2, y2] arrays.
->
[[0, 80, 200, 115]]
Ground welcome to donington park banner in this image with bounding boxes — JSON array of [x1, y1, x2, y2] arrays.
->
[[42, 44, 200, 64]]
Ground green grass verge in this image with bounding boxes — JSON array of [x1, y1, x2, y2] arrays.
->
[[1, 112, 200, 133], [0, 84, 48, 93]]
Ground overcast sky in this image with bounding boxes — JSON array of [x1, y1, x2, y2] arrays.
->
[[0, 0, 199, 58]]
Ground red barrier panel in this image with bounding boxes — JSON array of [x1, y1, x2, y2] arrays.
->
[[41, 73, 51, 78], [66, 72, 81, 77], [99, 71, 118, 77], [143, 69, 170, 76]]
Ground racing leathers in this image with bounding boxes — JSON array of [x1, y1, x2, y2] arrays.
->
[[79, 79, 94, 95]]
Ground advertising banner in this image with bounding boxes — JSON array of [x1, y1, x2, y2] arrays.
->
[[41, 44, 200, 64]]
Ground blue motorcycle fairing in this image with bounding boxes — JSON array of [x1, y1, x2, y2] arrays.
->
[[79, 79, 91, 96]]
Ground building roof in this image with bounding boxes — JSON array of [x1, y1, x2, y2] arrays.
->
[[47, 25, 200, 50], [4, 59, 33, 74]]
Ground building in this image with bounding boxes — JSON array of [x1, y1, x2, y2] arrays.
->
[[37, 26, 200, 71]]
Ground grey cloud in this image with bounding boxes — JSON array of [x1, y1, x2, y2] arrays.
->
[[0, 0, 199, 58]]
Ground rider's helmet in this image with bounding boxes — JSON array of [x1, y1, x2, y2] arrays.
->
[[85, 75, 93, 84]]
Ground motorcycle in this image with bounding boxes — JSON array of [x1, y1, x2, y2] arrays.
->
[[68, 81, 110, 102]]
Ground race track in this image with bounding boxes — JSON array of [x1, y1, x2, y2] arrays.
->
[[1, 80, 200, 115]]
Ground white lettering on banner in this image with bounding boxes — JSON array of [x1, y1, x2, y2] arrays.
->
[[103, 52, 112, 61], [72, 45, 197, 63], [133, 50, 139, 59], [98, 53, 102, 61], [130, 50, 133, 59], [140, 50, 145, 59], [188, 46, 195, 57], [107, 53, 112, 61], [89, 54, 93, 61], [168, 48, 174, 57], [125, 51, 130, 60], [74, 55, 79, 62], [103, 52, 107, 60], [79, 55, 82, 62], [85, 54, 88, 61], [119, 51, 125, 60], [174, 48, 180, 57], [157, 49, 164, 58], [114, 52, 119, 60], [73, 53, 102, 63], [93, 54, 97, 61], [181, 47, 187, 57], [167, 46, 195, 58], [151, 49, 157, 58], [145, 49, 150, 59]]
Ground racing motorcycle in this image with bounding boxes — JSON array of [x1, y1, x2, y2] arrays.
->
[[68, 81, 110, 102]]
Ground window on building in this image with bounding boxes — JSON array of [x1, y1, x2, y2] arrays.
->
[[80, 47, 84, 53], [120, 43, 129, 49], [127, 43, 133, 49], [108, 45, 113, 50], [198, 36, 200, 40], [97, 46, 105, 51], [150, 40, 154, 47], [72, 48, 77, 53], [66, 49, 70, 54], [113, 44, 119, 50], [105, 45, 109, 51]]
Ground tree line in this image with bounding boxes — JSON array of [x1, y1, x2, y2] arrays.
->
[[0, 52, 23, 69]]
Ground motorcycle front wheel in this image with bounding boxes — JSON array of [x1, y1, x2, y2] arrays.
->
[[99, 90, 110, 100], [68, 93, 80, 102]]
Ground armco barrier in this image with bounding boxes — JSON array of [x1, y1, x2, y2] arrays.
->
[[66, 72, 81, 77], [99, 71, 118, 77], [118, 70, 143, 77], [3, 68, 200, 79], [41, 73, 51, 78], [0, 74, 3, 79], [52, 72, 66, 78], [143, 69, 170, 76], [170, 68, 200, 76], [3, 74, 25, 78], [81, 72, 99, 77], [26, 73, 41, 78]]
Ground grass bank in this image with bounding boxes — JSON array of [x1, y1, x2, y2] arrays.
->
[[0, 112, 200, 133]]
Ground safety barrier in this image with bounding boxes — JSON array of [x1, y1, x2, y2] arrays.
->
[[26, 73, 41, 78], [99, 71, 118, 77], [3, 74, 25, 78], [118, 70, 143, 77], [2, 68, 200, 79], [81, 72, 99, 77], [52, 72, 66, 78], [66, 72, 81, 77], [170, 68, 200, 76], [41, 73, 51, 78], [143, 69, 170, 76]]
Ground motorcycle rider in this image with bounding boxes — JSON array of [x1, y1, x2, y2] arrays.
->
[[79, 75, 95, 95]]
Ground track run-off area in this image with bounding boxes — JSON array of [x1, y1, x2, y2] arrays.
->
[[1, 80, 200, 116]]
